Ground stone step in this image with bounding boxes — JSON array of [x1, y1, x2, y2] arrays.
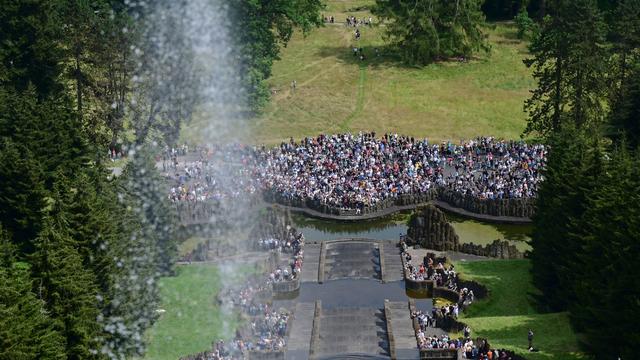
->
[[301, 244, 321, 283], [386, 301, 420, 360], [286, 302, 317, 360]]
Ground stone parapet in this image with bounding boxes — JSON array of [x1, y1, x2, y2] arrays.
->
[[271, 278, 300, 294]]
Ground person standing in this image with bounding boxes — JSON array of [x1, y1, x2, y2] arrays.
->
[[528, 329, 534, 350]]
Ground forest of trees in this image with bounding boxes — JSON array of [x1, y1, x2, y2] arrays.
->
[[1, 0, 639, 359], [525, 0, 640, 358], [0, 0, 322, 359]]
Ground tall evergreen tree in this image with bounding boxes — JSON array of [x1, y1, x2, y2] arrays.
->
[[0, 0, 64, 97], [95, 146, 179, 358], [569, 146, 640, 359], [373, 0, 489, 65], [122, 146, 179, 277], [523, 0, 608, 135], [529, 126, 603, 311], [0, 226, 66, 360], [609, 63, 640, 148], [0, 140, 47, 254], [29, 213, 102, 360]]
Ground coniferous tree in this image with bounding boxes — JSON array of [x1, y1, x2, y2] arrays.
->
[[0, 140, 47, 254], [608, 0, 640, 86], [529, 125, 605, 311], [0, 0, 64, 97], [569, 146, 640, 359], [609, 63, 640, 147], [96, 146, 178, 358], [123, 146, 179, 276], [524, 0, 608, 135], [0, 226, 66, 360], [373, 0, 489, 65], [30, 213, 102, 360]]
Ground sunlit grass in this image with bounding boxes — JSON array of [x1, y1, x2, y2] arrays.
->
[[180, 1, 534, 146], [144, 264, 238, 360], [453, 260, 585, 360]]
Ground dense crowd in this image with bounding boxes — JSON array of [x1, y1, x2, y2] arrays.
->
[[258, 227, 305, 283], [179, 305, 288, 360], [401, 241, 459, 290], [165, 134, 546, 213], [166, 145, 258, 203], [401, 241, 477, 307], [205, 280, 290, 359], [186, 221, 305, 359], [256, 133, 545, 210], [410, 328, 517, 360]]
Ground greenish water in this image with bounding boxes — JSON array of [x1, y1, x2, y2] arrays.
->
[[291, 211, 412, 241], [447, 213, 532, 252], [291, 210, 532, 251]]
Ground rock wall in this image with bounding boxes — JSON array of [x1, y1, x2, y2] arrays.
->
[[407, 204, 460, 251], [407, 205, 524, 259], [459, 240, 524, 259], [436, 189, 536, 218], [249, 207, 294, 245]]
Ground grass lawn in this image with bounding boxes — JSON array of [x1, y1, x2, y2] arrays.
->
[[143, 264, 239, 360], [454, 260, 586, 360], [181, 0, 534, 145]]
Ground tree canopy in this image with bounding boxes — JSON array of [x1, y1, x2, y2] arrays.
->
[[526, 1, 640, 357], [373, 0, 490, 65]]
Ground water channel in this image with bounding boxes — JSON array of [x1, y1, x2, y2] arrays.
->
[[291, 210, 532, 251]]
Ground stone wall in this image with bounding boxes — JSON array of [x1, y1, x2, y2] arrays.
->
[[436, 189, 536, 218], [407, 205, 525, 260], [248, 350, 284, 360], [459, 240, 524, 259], [433, 287, 462, 305], [271, 278, 300, 293], [261, 187, 535, 219], [407, 204, 460, 251]]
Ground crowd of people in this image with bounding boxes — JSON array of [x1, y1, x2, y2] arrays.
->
[[410, 329, 517, 359], [179, 305, 288, 360], [345, 15, 373, 27], [401, 240, 477, 309], [201, 281, 291, 358], [401, 241, 459, 291], [166, 145, 258, 203], [165, 134, 546, 215], [258, 228, 305, 283], [255, 133, 545, 210], [186, 223, 307, 359]]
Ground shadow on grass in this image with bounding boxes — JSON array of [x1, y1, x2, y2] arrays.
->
[[315, 43, 417, 69], [316, 44, 488, 72]]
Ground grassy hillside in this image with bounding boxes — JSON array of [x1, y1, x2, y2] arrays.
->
[[181, 0, 534, 145], [253, 0, 533, 144], [454, 260, 585, 360]]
